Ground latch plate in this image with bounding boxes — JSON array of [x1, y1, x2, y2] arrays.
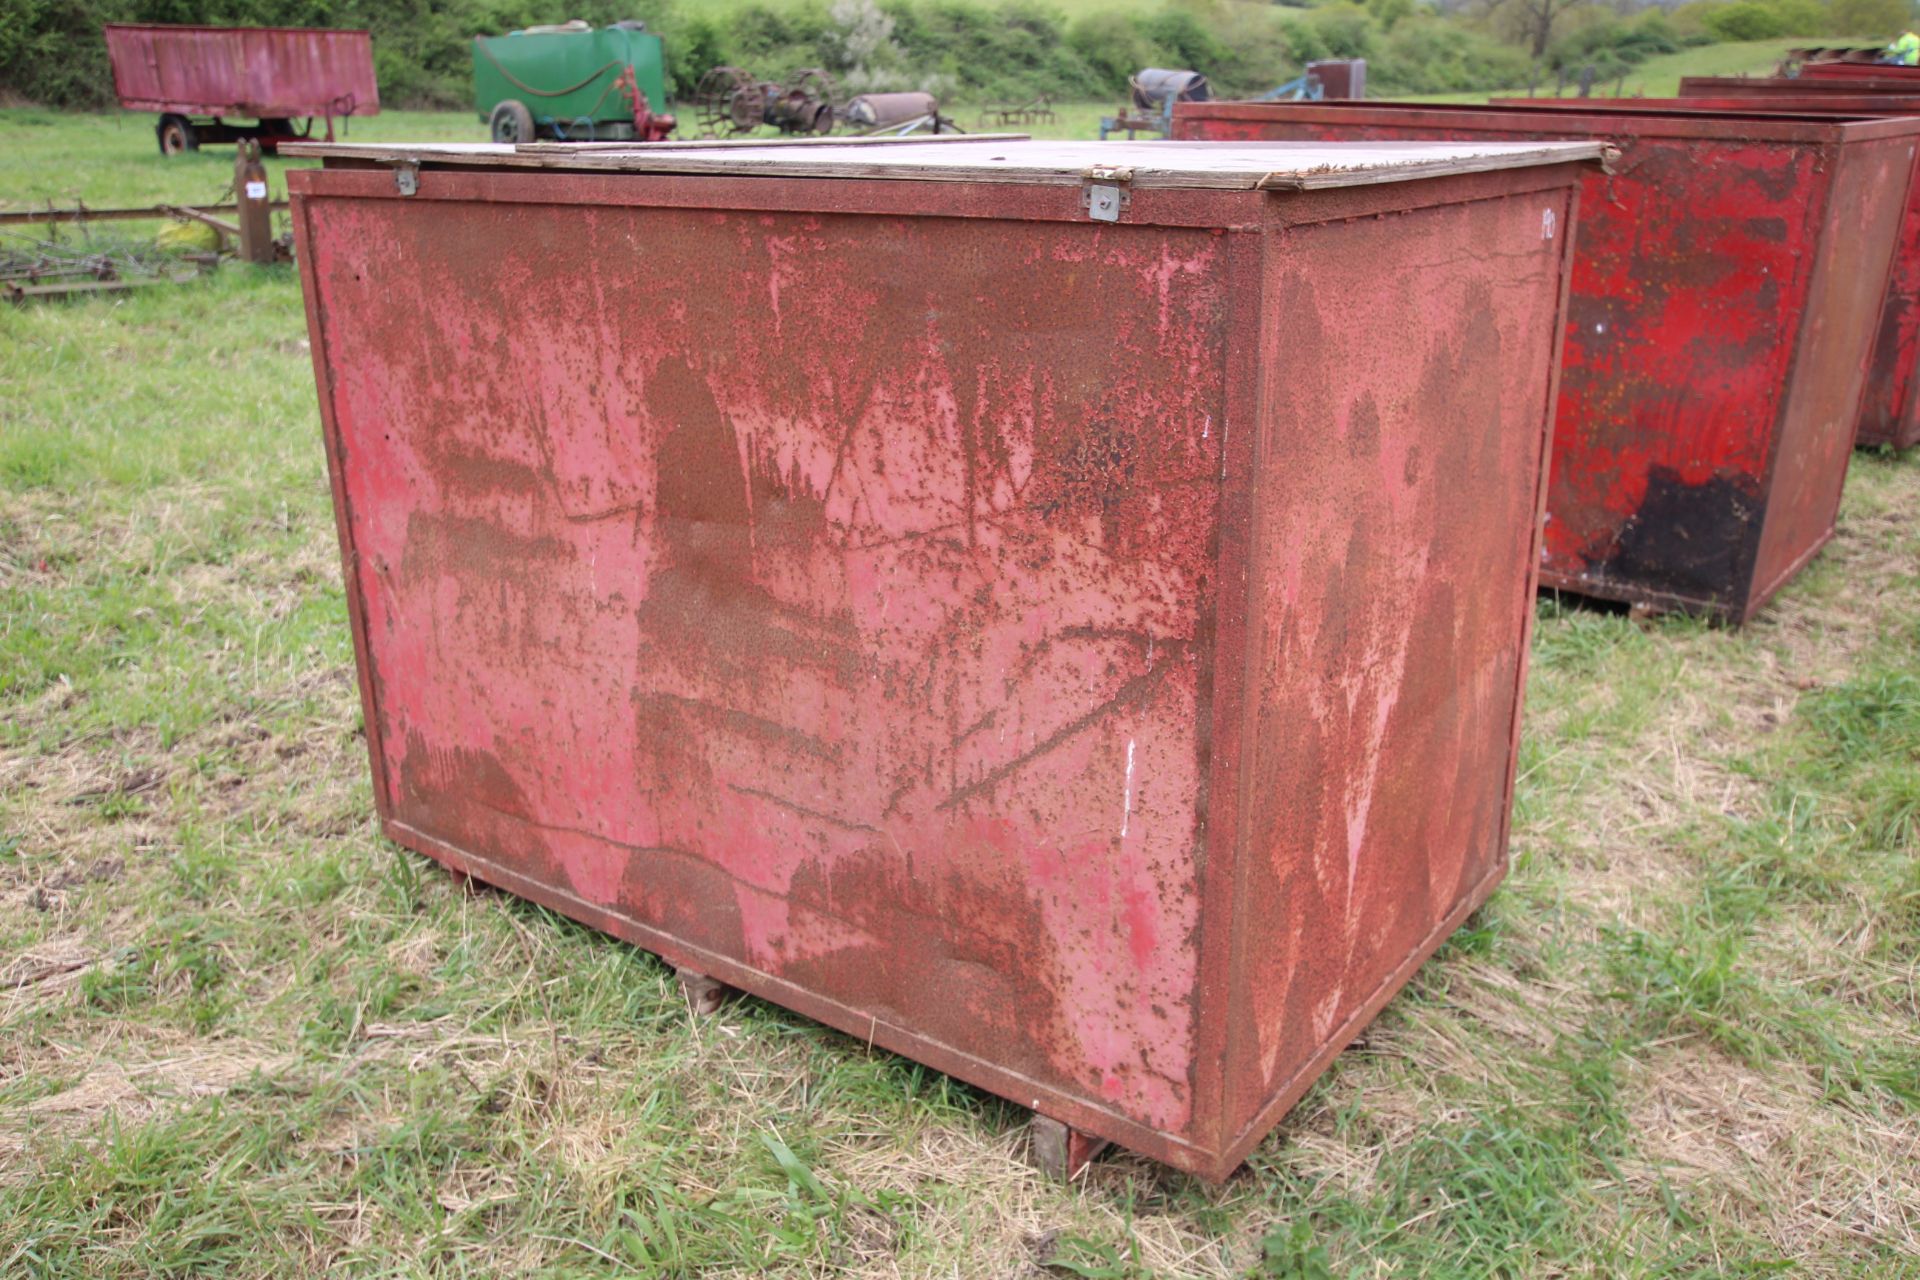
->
[[394, 161, 420, 196], [1081, 165, 1134, 223], [1083, 184, 1127, 222]]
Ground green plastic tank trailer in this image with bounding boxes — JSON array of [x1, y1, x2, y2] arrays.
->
[[472, 20, 675, 143]]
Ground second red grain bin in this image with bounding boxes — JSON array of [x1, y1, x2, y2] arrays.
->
[[287, 137, 1602, 1180], [1174, 101, 1920, 622], [1798, 62, 1920, 86], [1673, 80, 1920, 451]]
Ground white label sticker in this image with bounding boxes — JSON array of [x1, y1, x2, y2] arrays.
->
[[1541, 207, 1556, 240], [245, 181, 268, 200]]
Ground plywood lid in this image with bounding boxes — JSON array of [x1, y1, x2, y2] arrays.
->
[[279, 135, 1610, 191]]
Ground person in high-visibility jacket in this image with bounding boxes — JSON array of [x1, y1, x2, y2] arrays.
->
[[1889, 30, 1920, 65]]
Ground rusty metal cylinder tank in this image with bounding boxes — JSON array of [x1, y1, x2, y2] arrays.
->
[[1131, 68, 1210, 110], [843, 92, 938, 130]]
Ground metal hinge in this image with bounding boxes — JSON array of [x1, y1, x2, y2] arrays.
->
[[1081, 165, 1134, 222], [394, 160, 420, 196]]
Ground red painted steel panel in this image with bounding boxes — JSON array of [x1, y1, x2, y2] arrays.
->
[[1219, 189, 1575, 1162], [1672, 82, 1920, 451], [290, 149, 1586, 1179], [1678, 77, 1920, 98], [1174, 102, 1917, 621], [1751, 131, 1907, 598], [1306, 59, 1366, 99], [104, 24, 379, 119], [1801, 63, 1920, 84]]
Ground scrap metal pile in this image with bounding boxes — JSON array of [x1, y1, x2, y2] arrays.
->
[[978, 94, 1058, 128], [2, 162, 286, 305], [689, 68, 961, 138], [0, 220, 211, 307], [692, 66, 839, 136], [0, 231, 199, 305]]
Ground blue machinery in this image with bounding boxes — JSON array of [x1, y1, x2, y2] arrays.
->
[[1097, 67, 1343, 140]]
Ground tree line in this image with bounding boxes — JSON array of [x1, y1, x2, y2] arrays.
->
[[0, 0, 1908, 113]]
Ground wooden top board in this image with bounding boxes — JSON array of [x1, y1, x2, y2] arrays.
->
[[279, 136, 1612, 191]]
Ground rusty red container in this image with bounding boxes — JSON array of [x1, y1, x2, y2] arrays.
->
[[1307, 59, 1367, 99], [287, 137, 1599, 1180], [104, 24, 378, 128], [1678, 75, 1920, 97], [1622, 86, 1920, 453], [1516, 92, 1920, 452], [1174, 101, 1918, 621], [1799, 62, 1920, 85]]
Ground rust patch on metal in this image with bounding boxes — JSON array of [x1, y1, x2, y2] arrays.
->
[[1595, 467, 1764, 608]]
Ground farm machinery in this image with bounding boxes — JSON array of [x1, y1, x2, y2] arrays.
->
[[104, 23, 379, 155], [1099, 61, 1366, 139], [473, 21, 675, 142], [689, 69, 958, 138], [691, 66, 839, 136]]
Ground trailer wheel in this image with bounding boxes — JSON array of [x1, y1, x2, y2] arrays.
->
[[489, 100, 536, 145], [156, 114, 198, 156]]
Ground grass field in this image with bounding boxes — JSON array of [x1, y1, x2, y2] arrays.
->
[[1394, 38, 1807, 101], [3, 98, 1919, 1277], [0, 32, 1808, 202]]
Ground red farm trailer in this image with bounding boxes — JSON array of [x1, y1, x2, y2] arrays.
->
[[104, 23, 379, 156]]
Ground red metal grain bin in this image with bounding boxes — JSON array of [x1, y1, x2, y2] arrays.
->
[[1174, 101, 1919, 622], [1673, 81, 1920, 451], [1679, 75, 1920, 96], [1800, 63, 1920, 86], [287, 138, 1601, 1180]]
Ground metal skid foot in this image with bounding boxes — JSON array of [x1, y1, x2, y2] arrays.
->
[[439, 861, 479, 892], [673, 964, 732, 1016], [1031, 1114, 1110, 1180]]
